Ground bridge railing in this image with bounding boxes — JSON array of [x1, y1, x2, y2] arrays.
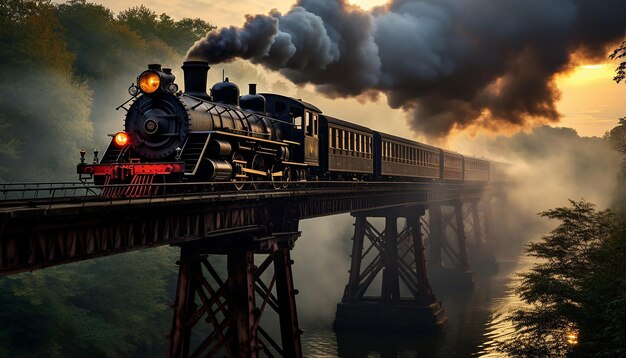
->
[[0, 182, 101, 203], [0, 180, 486, 209]]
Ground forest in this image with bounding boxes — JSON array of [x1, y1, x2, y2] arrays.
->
[[0, 0, 213, 182]]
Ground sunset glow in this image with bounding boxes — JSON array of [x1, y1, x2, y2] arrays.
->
[[557, 63, 625, 137], [347, 0, 388, 8]]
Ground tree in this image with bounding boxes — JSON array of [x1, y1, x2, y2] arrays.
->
[[603, 119, 626, 212], [500, 201, 626, 357], [603, 118, 626, 155], [609, 41, 625, 84], [0, 0, 94, 181], [117, 5, 215, 55], [0, 247, 180, 357]]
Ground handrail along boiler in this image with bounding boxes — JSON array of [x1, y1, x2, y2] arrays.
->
[[77, 61, 508, 196]]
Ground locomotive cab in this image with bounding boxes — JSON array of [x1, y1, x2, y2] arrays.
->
[[262, 94, 321, 167]]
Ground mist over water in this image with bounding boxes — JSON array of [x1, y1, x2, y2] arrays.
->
[[291, 214, 538, 357]]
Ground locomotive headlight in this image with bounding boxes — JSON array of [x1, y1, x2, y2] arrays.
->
[[114, 132, 129, 147], [138, 71, 160, 94]]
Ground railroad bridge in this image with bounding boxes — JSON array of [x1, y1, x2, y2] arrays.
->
[[0, 181, 508, 357]]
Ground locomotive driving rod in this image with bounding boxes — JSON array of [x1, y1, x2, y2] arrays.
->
[[241, 168, 284, 177]]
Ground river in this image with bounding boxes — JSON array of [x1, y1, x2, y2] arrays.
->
[[292, 215, 534, 358]]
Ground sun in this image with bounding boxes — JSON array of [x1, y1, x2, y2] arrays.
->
[[347, 0, 389, 9], [559, 63, 614, 86]]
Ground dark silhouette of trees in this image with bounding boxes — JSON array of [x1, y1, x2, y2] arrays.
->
[[500, 201, 626, 357], [118, 5, 215, 55], [610, 41, 625, 84]]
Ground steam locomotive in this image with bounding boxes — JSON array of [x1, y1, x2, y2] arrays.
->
[[77, 61, 507, 197]]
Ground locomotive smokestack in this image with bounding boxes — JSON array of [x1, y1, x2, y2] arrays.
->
[[181, 61, 210, 100], [249, 84, 257, 95]]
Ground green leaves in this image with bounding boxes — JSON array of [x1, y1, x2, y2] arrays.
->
[[117, 5, 215, 55], [609, 41, 625, 84], [500, 200, 626, 357], [0, 0, 215, 181], [0, 247, 180, 357]]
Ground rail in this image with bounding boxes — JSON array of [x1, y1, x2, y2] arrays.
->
[[0, 180, 492, 210]]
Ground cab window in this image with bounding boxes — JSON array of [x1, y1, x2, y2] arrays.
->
[[312, 114, 318, 137], [293, 115, 302, 129]]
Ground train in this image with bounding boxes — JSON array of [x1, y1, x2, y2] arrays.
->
[[77, 61, 508, 197]]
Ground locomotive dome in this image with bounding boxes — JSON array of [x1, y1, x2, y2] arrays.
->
[[211, 79, 240, 106], [240, 84, 266, 114]]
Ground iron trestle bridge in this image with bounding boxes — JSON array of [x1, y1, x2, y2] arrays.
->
[[0, 179, 508, 358]]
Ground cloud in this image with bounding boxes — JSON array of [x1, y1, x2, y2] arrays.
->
[[186, 0, 626, 139]]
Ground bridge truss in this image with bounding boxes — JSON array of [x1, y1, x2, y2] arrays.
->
[[0, 180, 507, 357]]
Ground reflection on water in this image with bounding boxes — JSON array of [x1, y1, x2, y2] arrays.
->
[[298, 254, 536, 357]]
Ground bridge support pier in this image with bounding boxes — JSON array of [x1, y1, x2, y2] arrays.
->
[[334, 207, 447, 331], [425, 201, 475, 290], [167, 234, 302, 358], [464, 199, 498, 273]]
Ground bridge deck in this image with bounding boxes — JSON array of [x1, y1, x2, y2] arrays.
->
[[0, 181, 496, 275]]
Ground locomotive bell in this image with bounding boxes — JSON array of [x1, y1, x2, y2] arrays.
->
[[211, 78, 240, 106]]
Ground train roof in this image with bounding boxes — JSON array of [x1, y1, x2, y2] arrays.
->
[[322, 115, 373, 133], [260, 93, 322, 113], [375, 131, 441, 151], [441, 149, 463, 158], [463, 155, 491, 163]]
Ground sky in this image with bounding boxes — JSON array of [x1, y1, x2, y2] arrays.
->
[[68, 0, 625, 139]]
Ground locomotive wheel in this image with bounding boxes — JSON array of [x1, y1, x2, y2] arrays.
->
[[297, 169, 307, 182], [271, 164, 282, 190], [250, 153, 267, 190], [291, 168, 306, 188], [231, 152, 248, 191], [282, 167, 292, 189]]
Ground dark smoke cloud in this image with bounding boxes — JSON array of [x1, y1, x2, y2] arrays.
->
[[187, 0, 626, 138]]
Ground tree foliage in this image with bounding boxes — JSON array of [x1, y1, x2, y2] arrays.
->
[[0, 0, 93, 181], [0, 247, 180, 357], [609, 41, 626, 84], [500, 200, 626, 357], [602, 118, 626, 212], [118, 5, 215, 55], [603, 118, 626, 156], [0, 0, 214, 180]]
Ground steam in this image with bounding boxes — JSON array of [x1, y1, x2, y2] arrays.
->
[[451, 125, 622, 256], [187, 0, 626, 138]]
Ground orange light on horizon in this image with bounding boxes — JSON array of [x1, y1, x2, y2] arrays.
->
[[558, 63, 613, 86], [114, 132, 129, 146]]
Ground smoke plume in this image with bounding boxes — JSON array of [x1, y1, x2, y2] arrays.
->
[[187, 0, 626, 138]]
